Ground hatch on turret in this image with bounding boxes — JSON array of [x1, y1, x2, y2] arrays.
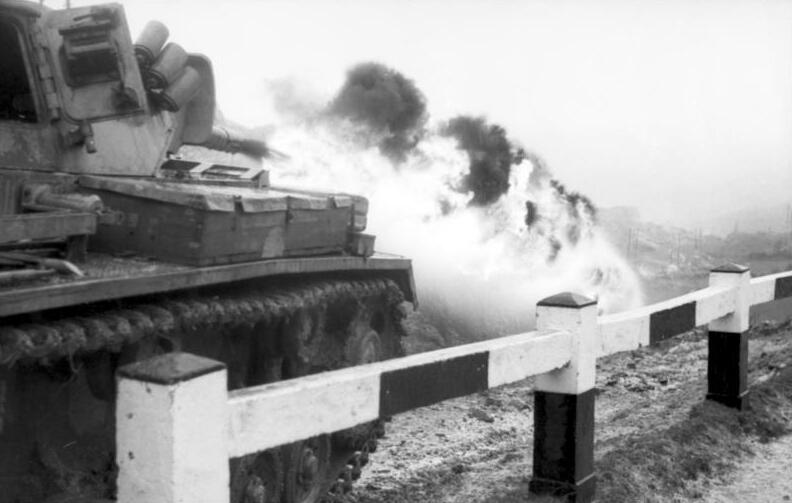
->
[[44, 4, 148, 121]]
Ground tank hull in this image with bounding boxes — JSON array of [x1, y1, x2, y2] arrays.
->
[[0, 266, 414, 503]]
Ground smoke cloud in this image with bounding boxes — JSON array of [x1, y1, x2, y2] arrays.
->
[[264, 77, 326, 121], [441, 116, 525, 206], [328, 62, 428, 161], [243, 61, 644, 343]]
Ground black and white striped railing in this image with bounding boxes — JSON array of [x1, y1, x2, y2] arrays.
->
[[114, 265, 792, 503], [598, 266, 792, 356]]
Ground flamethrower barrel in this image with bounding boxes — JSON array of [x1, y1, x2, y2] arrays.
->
[[201, 126, 271, 158]]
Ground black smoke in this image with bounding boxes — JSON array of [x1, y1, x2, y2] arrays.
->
[[325, 62, 598, 244], [441, 116, 525, 206], [549, 179, 597, 245], [525, 200, 538, 227], [328, 62, 428, 161], [550, 179, 597, 220]]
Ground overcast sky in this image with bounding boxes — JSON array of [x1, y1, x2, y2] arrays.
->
[[64, 0, 792, 227]]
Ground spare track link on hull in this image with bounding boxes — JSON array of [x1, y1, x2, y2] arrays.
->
[[0, 277, 408, 503]]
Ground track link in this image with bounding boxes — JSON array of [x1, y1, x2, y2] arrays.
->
[[0, 278, 406, 366]]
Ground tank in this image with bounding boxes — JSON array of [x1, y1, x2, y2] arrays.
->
[[0, 2, 416, 502]]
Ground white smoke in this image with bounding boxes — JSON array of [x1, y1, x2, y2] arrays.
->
[[265, 117, 644, 342]]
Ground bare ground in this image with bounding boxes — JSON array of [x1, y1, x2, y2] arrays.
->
[[349, 319, 792, 503], [702, 435, 792, 503]]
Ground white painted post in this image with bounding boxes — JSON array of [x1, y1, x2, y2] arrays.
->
[[707, 264, 751, 409], [530, 292, 598, 502], [116, 352, 230, 503]]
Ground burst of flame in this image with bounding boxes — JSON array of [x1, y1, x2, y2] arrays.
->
[[267, 117, 644, 341]]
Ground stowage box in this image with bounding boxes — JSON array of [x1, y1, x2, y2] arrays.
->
[[79, 177, 355, 266]]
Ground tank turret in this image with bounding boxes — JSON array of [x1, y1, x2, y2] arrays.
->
[[0, 1, 274, 174]]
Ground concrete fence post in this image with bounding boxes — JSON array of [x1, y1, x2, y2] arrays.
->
[[530, 292, 597, 502], [116, 352, 230, 503], [707, 264, 751, 410]]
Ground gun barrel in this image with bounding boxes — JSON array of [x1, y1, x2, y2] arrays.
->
[[202, 126, 270, 158]]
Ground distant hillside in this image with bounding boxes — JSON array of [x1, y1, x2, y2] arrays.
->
[[598, 205, 792, 303], [614, 203, 792, 237], [702, 203, 792, 235]]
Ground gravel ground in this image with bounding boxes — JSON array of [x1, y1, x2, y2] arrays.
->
[[349, 316, 792, 503], [702, 435, 792, 503]]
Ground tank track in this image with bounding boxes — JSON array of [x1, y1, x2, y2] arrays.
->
[[0, 277, 408, 503], [0, 278, 406, 366], [324, 419, 387, 502]]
